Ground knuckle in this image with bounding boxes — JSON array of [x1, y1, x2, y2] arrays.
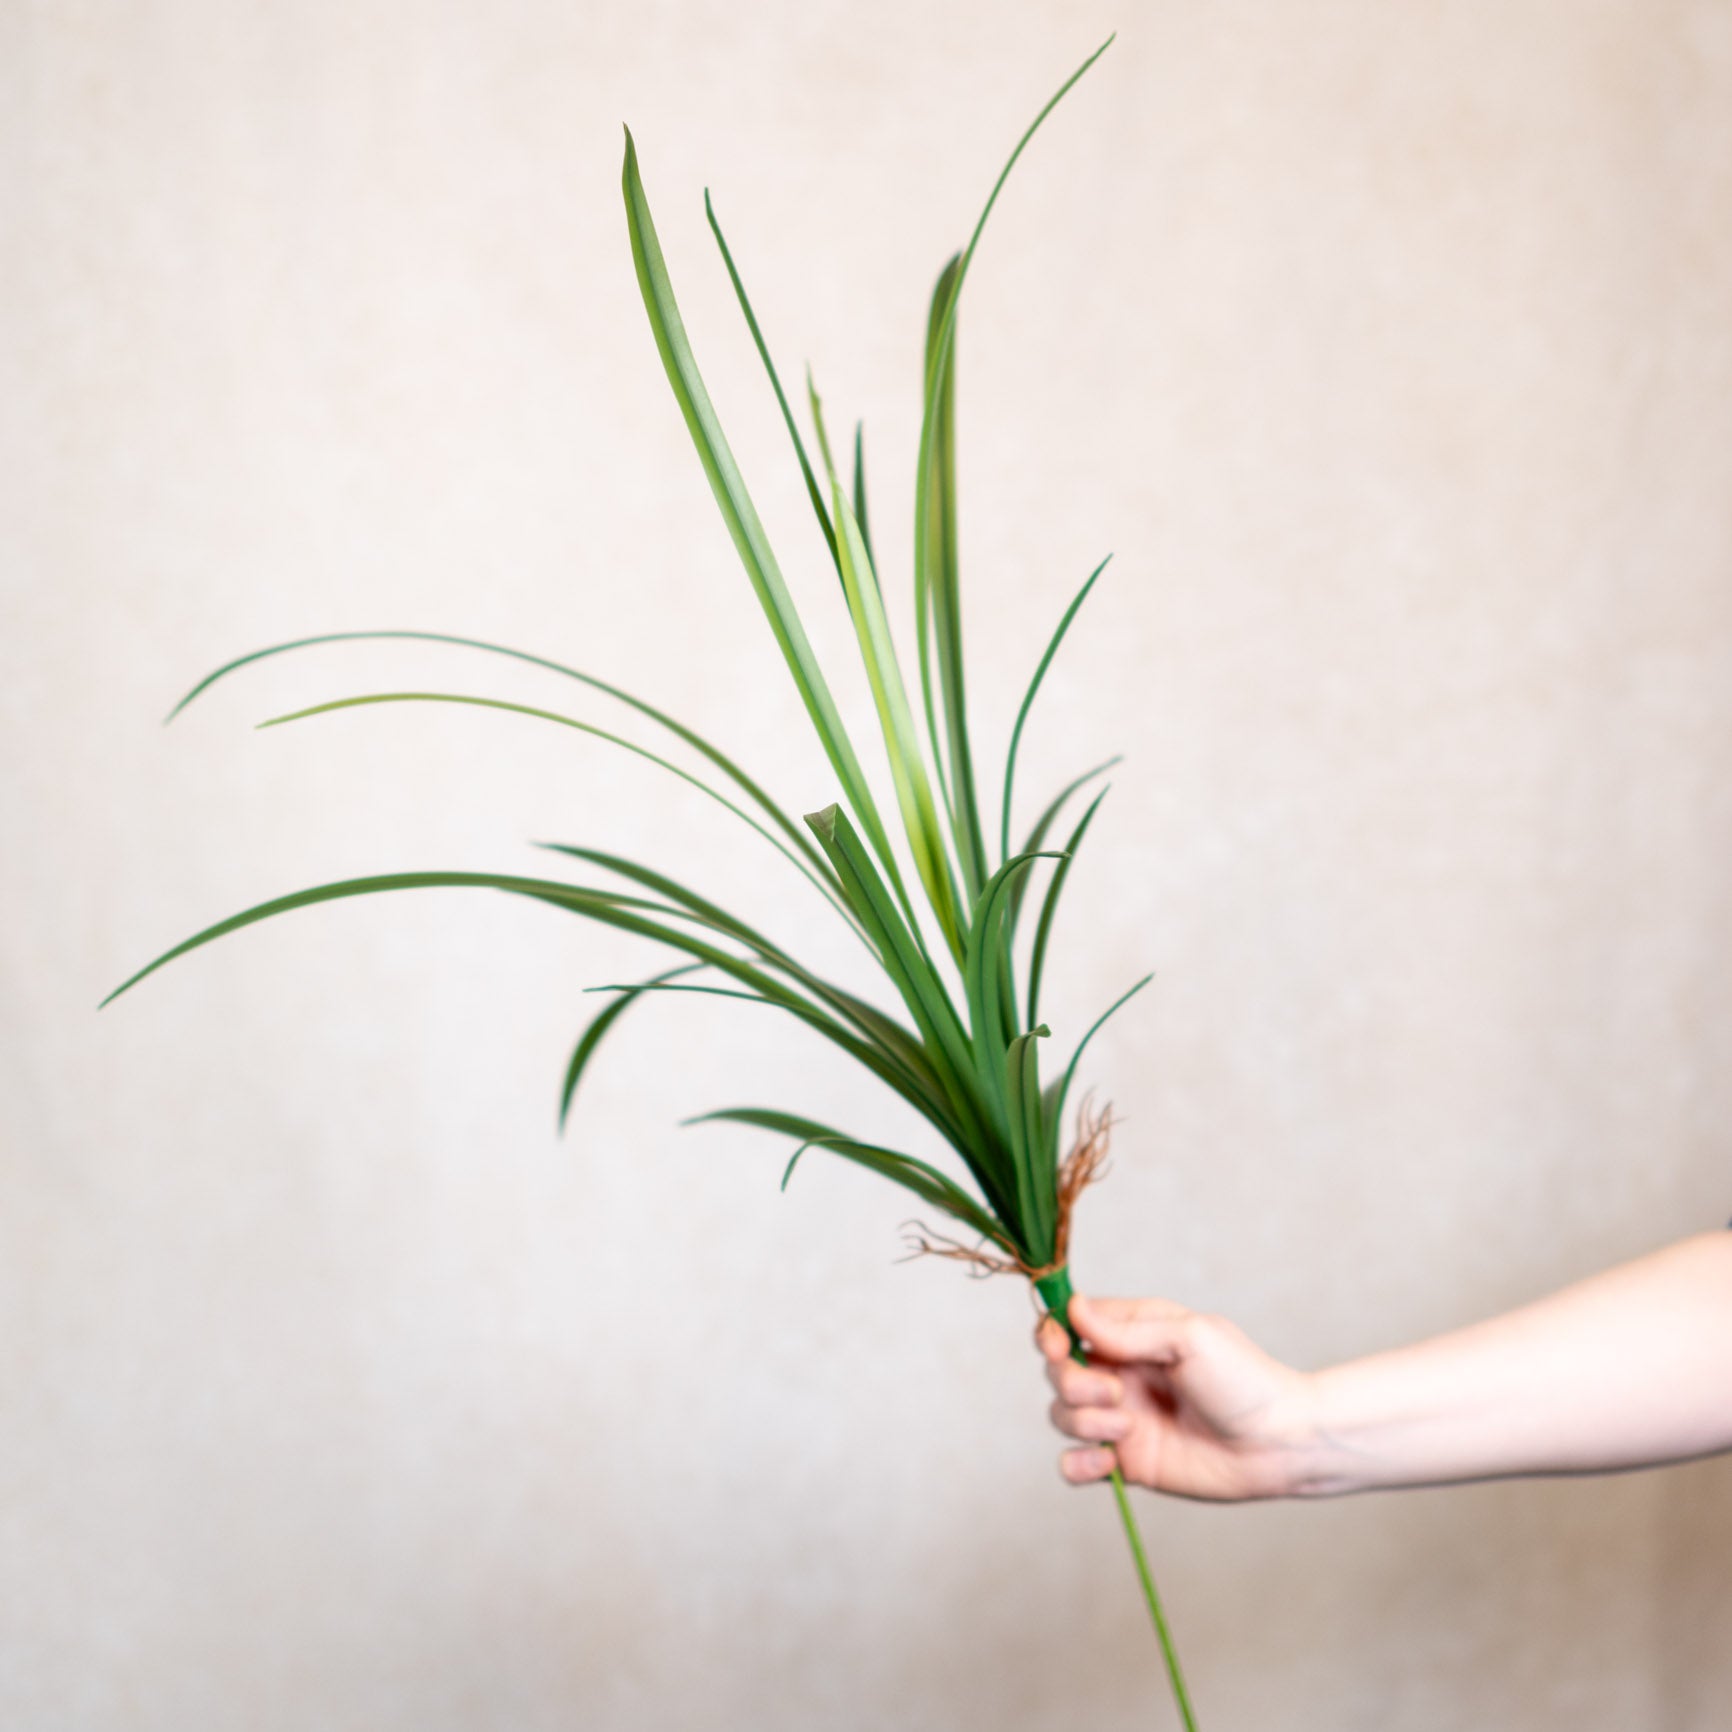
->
[[1175, 1311, 1211, 1349], [1060, 1449, 1093, 1484], [1188, 1311, 1236, 1350], [1083, 1407, 1128, 1442]]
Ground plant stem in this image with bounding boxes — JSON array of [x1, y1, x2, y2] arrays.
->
[[1035, 1265, 1199, 1730], [1106, 1460, 1198, 1730]]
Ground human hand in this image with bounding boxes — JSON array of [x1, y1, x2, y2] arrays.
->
[[1038, 1294, 1317, 1501]]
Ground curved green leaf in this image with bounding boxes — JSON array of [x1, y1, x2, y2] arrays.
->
[[913, 36, 1115, 898], [164, 629, 827, 881], [852, 421, 874, 573], [687, 1107, 1014, 1252], [100, 871, 629, 1007], [560, 962, 704, 1131], [916, 253, 985, 903], [1004, 1024, 1053, 1259], [537, 842, 956, 1136], [809, 376, 965, 963], [999, 554, 1111, 865], [1026, 783, 1110, 1029], [962, 849, 1067, 1091], [622, 129, 919, 932], [805, 804, 977, 1111], [704, 190, 840, 582], [1046, 971, 1155, 1157], [1005, 755, 1121, 935], [256, 690, 866, 945]]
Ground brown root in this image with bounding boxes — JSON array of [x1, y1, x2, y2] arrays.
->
[[897, 1093, 1115, 1282]]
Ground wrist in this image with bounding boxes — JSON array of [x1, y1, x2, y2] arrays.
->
[[1263, 1368, 1380, 1499], [1219, 1369, 1346, 1500]]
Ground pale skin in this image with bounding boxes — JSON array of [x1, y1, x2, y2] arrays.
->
[[1038, 1231, 1732, 1499]]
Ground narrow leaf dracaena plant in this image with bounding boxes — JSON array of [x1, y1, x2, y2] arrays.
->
[[103, 34, 1198, 1731]]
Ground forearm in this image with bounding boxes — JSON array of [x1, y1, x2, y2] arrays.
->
[[1287, 1233, 1732, 1496]]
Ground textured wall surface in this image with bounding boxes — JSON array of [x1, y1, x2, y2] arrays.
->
[[5, 3, 1730, 1728]]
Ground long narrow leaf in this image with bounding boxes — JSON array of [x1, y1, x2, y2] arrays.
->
[[805, 803, 1009, 1203], [852, 422, 874, 573], [560, 962, 704, 1130], [912, 36, 1115, 892], [1045, 971, 1155, 1156], [1005, 755, 1121, 934], [808, 377, 966, 962], [99, 871, 639, 1006], [165, 629, 829, 883], [805, 804, 973, 1083], [961, 849, 1068, 1143], [1026, 783, 1110, 1028], [689, 1108, 1014, 1251], [537, 841, 957, 1135], [999, 554, 1112, 864], [916, 254, 988, 904], [255, 690, 867, 945], [622, 131, 918, 931], [704, 190, 841, 581], [584, 981, 769, 1007], [1004, 1025, 1053, 1260], [101, 872, 944, 1140]]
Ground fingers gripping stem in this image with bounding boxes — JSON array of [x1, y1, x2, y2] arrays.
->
[[1034, 1264, 1201, 1732]]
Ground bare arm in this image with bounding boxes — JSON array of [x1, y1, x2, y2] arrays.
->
[[1040, 1232, 1732, 1500]]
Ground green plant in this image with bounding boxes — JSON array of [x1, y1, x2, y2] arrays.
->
[[104, 34, 1197, 1729]]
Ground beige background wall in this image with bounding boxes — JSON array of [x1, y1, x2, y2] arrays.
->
[[5, 2, 1730, 1727]]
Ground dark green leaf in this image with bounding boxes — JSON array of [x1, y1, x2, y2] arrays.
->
[[560, 962, 704, 1131], [1005, 755, 1121, 934], [999, 554, 1111, 864], [851, 421, 874, 572], [1026, 783, 1110, 1028], [688, 1108, 1014, 1250], [258, 689, 864, 939], [1046, 971, 1154, 1152], [622, 131, 916, 924], [703, 189, 841, 582]]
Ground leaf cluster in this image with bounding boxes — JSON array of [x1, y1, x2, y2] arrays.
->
[[104, 37, 1147, 1276]]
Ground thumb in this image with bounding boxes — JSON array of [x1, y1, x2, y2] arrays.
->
[[1070, 1293, 1196, 1366]]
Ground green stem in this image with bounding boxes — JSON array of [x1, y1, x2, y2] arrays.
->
[[1035, 1265, 1200, 1731]]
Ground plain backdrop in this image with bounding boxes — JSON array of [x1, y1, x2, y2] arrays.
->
[[5, 2, 1730, 1728]]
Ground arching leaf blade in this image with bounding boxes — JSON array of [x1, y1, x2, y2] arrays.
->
[[99, 871, 654, 1008], [539, 842, 955, 1134], [1000, 553, 1112, 864], [1026, 783, 1111, 1029], [256, 689, 865, 944], [852, 421, 874, 573], [560, 962, 704, 1131], [1004, 1025, 1054, 1260], [1005, 755, 1122, 934], [688, 1108, 1013, 1251], [164, 629, 826, 879], [1046, 971, 1155, 1154], [808, 376, 966, 963], [622, 130, 912, 920], [703, 189, 841, 582], [914, 253, 962, 836], [913, 35, 1115, 888], [917, 254, 989, 905]]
